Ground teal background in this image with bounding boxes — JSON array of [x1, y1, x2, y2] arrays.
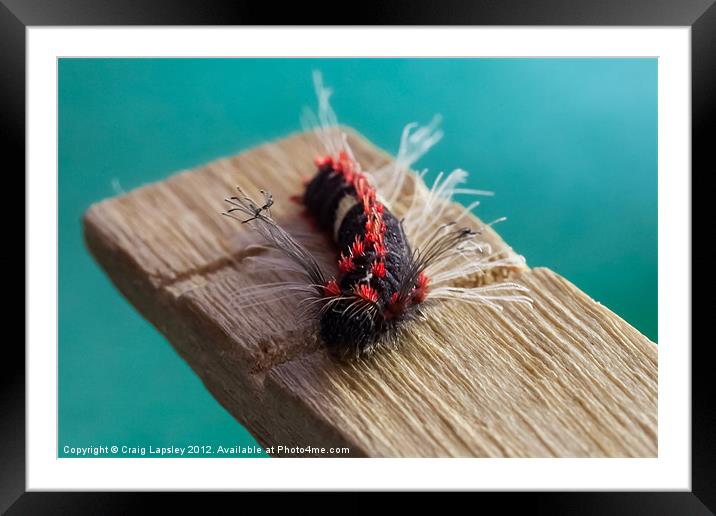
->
[[59, 58, 657, 457]]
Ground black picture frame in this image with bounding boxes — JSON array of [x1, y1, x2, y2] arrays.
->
[[5, 0, 710, 511]]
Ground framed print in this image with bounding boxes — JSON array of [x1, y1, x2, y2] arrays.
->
[[6, 0, 711, 511]]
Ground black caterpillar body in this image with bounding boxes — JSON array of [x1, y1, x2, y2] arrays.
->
[[303, 152, 421, 353]]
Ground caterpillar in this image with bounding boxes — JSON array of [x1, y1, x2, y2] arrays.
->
[[224, 72, 530, 358]]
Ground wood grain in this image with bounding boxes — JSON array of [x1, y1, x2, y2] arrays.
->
[[83, 128, 657, 457]]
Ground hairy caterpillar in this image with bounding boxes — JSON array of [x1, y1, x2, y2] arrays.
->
[[224, 73, 530, 358]]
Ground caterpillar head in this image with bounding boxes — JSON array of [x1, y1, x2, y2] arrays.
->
[[318, 272, 430, 358]]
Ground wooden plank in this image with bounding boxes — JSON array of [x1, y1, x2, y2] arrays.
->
[[83, 128, 657, 457]]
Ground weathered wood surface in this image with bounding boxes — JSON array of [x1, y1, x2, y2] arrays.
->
[[83, 128, 657, 457]]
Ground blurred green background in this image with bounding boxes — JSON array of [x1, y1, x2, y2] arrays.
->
[[59, 58, 657, 457]]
